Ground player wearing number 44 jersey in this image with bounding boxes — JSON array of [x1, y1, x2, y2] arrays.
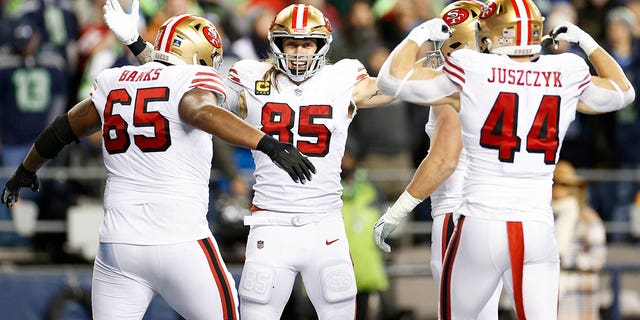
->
[[375, 0, 635, 318], [2, 13, 314, 320], [104, 2, 395, 319]]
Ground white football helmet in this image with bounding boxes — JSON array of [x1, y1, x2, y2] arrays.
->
[[152, 14, 224, 70], [478, 0, 544, 56], [268, 4, 333, 82]]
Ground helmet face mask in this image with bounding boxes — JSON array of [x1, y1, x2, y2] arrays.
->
[[152, 14, 224, 70], [268, 4, 333, 82], [477, 0, 544, 56], [426, 0, 484, 68]]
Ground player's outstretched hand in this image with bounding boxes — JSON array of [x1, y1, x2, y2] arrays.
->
[[103, 0, 140, 45], [256, 135, 316, 184], [1, 164, 39, 208], [407, 18, 451, 46], [550, 21, 599, 55], [373, 208, 403, 253]]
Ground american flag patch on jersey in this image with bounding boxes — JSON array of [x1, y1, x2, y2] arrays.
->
[[172, 38, 182, 47]]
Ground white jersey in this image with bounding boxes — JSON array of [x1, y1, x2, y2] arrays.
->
[[443, 50, 591, 226], [425, 108, 467, 217], [90, 62, 226, 244], [227, 59, 368, 213]]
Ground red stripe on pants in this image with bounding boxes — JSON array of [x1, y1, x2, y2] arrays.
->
[[507, 221, 526, 320]]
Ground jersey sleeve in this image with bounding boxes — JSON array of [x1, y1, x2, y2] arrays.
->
[[188, 66, 226, 103], [227, 59, 268, 88], [333, 59, 370, 85], [443, 49, 474, 90], [558, 53, 591, 95]]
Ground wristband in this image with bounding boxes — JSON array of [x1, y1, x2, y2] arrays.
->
[[394, 190, 422, 213], [18, 163, 35, 176], [127, 36, 146, 56], [579, 35, 599, 56], [256, 135, 278, 156], [386, 190, 423, 223]]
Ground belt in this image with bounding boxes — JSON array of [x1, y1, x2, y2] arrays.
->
[[243, 211, 341, 226]]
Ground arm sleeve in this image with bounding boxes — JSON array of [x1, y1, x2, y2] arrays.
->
[[377, 41, 458, 105]]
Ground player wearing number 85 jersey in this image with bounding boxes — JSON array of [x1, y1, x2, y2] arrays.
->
[[2, 13, 314, 320], [376, 0, 635, 318], [227, 4, 396, 319]]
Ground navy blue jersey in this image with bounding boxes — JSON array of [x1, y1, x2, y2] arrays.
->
[[0, 51, 68, 145]]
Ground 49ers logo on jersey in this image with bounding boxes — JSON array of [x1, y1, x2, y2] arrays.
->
[[443, 8, 470, 26], [255, 80, 271, 95], [203, 26, 222, 48]]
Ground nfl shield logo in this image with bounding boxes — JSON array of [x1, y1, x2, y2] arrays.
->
[[257, 240, 264, 249]]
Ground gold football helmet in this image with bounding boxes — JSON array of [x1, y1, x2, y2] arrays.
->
[[152, 14, 224, 70], [477, 0, 544, 56], [440, 0, 484, 57], [268, 4, 333, 82]]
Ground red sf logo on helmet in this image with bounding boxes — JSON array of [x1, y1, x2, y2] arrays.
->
[[480, 2, 497, 18], [203, 26, 222, 48], [480, 2, 498, 19], [324, 17, 332, 32], [443, 8, 470, 26]]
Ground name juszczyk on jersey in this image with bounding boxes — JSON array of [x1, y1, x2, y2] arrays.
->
[[487, 67, 562, 87]]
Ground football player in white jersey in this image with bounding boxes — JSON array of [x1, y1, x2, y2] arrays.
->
[[374, 2, 502, 319], [375, 0, 635, 318], [103, 2, 396, 319], [1, 14, 315, 320]]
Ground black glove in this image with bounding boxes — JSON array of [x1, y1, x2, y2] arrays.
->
[[2, 164, 40, 208], [257, 135, 316, 183]]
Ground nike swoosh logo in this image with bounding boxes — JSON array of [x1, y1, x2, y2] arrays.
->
[[325, 239, 339, 246]]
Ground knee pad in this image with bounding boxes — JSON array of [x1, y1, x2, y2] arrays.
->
[[239, 262, 276, 304], [319, 261, 357, 303]]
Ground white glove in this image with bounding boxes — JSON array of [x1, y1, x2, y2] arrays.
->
[[550, 21, 599, 56], [103, 0, 140, 45], [373, 191, 422, 252], [373, 208, 403, 253], [407, 18, 451, 46]]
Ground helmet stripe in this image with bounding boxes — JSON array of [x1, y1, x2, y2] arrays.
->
[[159, 14, 192, 53], [510, 0, 532, 46], [520, 0, 533, 45], [292, 4, 309, 30], [302, 5, 309, 29]]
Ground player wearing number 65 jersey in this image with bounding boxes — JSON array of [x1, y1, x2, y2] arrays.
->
[[104, 2, 395, 319], [375, 0, 635, 318], [1, 13, 314, 320]]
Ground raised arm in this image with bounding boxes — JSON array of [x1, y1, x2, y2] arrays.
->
[[103, 0, 153, 64], [352, 77, 395, 108], [376, 19, 460, 109], [550, 21, 635, 114]]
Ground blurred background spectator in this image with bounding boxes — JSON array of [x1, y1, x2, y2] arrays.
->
[[0, 15, 68, 247], [553, 160, 607, 320]]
